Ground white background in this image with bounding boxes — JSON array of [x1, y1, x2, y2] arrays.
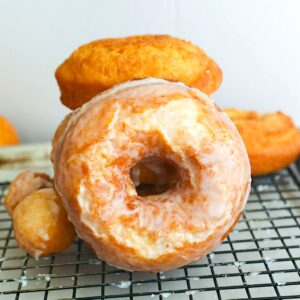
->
[[1, 0, 300, 143]]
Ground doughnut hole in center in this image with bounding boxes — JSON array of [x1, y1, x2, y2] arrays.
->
[[130, 156, 179, 196]]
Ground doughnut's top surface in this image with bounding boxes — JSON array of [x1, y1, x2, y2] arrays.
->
[[53, 78, 250, 271], [55, 35, 222, 109]]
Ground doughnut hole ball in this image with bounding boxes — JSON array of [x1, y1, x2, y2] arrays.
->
[[13, 188, 76, 258]]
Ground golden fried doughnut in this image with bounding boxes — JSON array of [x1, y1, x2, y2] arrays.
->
[[0, 115, 19, 146], [4, 170, 53, 216], [55, 35, 222, 109], [13, 188, 76, 258], [52, 78, 250, 271], [224, 108, 300, 176]]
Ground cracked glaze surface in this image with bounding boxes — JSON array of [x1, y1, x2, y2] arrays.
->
[[52, 78, 251, 271]]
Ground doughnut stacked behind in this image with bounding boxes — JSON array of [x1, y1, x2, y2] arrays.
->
[[55, 35, 222, 109], [225, 109, 300, 176], [52, 78, 251, 271]]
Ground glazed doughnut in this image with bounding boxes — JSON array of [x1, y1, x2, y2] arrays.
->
[[55, 35, 222, 109], [13, 188, 76, 258], [4, 170, 53, 216], [52, 78, 250, 271], [225, 108, 300, 176]]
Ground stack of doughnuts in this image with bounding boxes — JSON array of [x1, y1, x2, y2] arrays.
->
[[52, 35, 250, 271], [7, 34, 300, 271]]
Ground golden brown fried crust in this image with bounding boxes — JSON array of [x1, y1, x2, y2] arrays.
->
[[55, 35, 222, 109], [192, 58, 222, 95], [225, 109, 300, 176]]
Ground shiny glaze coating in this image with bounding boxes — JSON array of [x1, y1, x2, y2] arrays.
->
[[53, 79, 250, 271]]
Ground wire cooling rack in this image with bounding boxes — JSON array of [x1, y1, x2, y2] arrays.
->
[[1, 165, 300, 300]]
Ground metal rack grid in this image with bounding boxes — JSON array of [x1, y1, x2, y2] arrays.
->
[[1, 165, 300, 300]]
